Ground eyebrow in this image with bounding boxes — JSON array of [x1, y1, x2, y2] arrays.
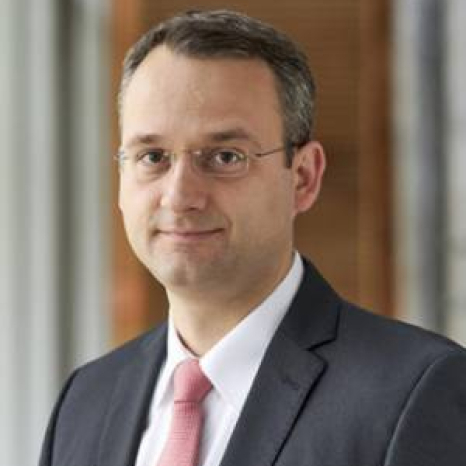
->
[[123, 133, 163, 149], [122, 127, 262, 150], [204, 128, 261, 147]]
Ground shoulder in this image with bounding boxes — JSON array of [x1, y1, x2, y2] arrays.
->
[[39, 324, 168, 464], [337, 301, 463, 363], [297, 256, 464, 368], [60, 323, 167, 405], [322, 300, 466, 406]]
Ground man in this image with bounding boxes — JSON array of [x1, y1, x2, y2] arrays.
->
[[40, 9, 466, 466]]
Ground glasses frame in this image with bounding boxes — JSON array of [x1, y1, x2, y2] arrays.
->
[[115, 143, 294, 179]]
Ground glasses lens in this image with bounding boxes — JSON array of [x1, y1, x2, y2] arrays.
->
[[135, 149, 171, 177], [195, 148, 248, 177]]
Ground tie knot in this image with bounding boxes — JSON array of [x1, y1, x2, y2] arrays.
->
[[173, 359, 212, 403]]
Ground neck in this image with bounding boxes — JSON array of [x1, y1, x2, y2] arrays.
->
[[167, 253, 294, 356]]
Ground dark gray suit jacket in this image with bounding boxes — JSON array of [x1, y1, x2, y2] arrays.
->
[[39, 259, 466, 466]]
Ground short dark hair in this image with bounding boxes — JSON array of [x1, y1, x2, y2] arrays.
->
[[119, 10, 316, 165]]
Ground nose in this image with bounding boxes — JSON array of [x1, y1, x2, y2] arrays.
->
[[159, 154, 208, 212]]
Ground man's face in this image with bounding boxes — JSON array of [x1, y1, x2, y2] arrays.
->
[[119, 46, 322, 300]]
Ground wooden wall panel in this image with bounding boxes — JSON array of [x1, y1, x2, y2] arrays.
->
[[358, 0, 393, 316], [111, 0, 168, 345], [110, 0, 392, 345]]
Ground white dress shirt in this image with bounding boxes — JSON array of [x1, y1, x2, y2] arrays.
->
[[135, 252, 304, 466]]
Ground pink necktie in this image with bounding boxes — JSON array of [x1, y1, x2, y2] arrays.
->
[[156, 359, 212, 466]]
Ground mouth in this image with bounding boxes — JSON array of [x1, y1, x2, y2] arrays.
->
[[157, 228, 224, 242]]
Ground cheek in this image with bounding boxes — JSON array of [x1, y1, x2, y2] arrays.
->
[[234, 179, 293, 237], [263, 176, 295, 219], [119, 180, 159, 231]]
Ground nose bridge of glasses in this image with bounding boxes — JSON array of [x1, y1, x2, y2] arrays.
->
[[159, 149, 209, 211], [167, 148, 207, 180]]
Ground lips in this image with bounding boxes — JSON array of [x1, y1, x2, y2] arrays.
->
[[159, 227, 222, 234], [157, 228, 224, 241]]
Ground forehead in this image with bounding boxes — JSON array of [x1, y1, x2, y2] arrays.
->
[[120, 46, 284, 145]]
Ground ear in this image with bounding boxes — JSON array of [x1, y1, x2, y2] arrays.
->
[[292, 141, 326, 216]]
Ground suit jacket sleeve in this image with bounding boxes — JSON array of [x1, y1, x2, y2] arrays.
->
[[384, 349, 466, 466]]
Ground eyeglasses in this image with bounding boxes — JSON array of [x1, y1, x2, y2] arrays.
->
[[116, 144, 290, 179]]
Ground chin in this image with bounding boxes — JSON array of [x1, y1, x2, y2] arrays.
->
[[153, 265, 210, 289], [149, 252, 230, 289]]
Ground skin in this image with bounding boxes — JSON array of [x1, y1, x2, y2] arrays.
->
[[119, 45, 326, 355]]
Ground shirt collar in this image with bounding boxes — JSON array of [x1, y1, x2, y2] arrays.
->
[[153, 319, 195, 408], [154, 252, 304, 412]]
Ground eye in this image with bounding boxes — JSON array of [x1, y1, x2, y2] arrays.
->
[[212, 148, 245, 165], [208, 148, 248, 168], [196, 148, 247, 176], [134, 149, 171, 177], [138, 149, 167, 165]]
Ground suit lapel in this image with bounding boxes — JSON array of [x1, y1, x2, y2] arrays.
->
[[219, 333, 326, 466], [220, 259, 341, 466], [98, 325, 167, 466], [96, 259, 340, 466]]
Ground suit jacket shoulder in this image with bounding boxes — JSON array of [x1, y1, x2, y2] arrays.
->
[[40, 324, 168, 466], [328, 299, 462, 388]]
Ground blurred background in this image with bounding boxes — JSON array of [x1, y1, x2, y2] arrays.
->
[[1, 0, 465, 465]]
